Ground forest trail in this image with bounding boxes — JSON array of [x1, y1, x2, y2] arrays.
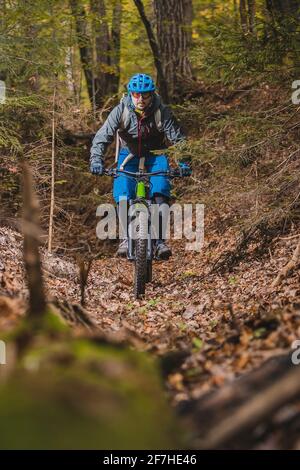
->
[[1, 77, 300, 448], [1, 99, 300, 447], [1, 0, 300, 451], [2, 195, 299, 409]]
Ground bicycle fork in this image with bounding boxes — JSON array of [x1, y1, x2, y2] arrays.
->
[[127, 198, 153, 263]]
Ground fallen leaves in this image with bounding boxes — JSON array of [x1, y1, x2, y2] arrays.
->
[[1, 204, 300, 434], [0, 295, 25, 330], [0, 295, 20, 317]]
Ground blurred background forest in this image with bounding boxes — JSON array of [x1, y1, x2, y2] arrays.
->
[[1, 0, 300, 450]]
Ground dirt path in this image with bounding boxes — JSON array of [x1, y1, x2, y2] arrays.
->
[[84, 216, 300, 405], [1, 212, 300, 408], [1, 207, 300, 451], [1, 219, 299, 439]]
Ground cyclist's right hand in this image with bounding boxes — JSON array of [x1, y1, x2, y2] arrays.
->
[[90, 160, 104, 176]]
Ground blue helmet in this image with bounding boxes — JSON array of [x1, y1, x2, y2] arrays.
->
[[127, 73, 156, 93]]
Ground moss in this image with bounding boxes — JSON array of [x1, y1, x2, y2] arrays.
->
[[5, 308, 70, 345], [0, 336, 185, 449]]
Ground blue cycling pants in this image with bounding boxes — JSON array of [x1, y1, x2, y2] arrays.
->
[[113, 148, 171, 203]]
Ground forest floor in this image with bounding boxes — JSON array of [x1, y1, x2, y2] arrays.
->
[[1, 205, 299, 405]]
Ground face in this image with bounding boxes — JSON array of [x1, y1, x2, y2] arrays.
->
[[131, 92, 153, 110]]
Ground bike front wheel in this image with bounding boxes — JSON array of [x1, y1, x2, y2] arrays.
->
[[134, 209, 148, 299]]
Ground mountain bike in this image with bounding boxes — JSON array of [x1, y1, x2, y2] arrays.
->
[[104, 167, 189, 299]]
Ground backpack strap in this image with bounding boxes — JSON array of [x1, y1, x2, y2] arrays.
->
[[119, 93, 130, 130], [154, 107, 163, 132], [120, 105, 130, 130], [115, 129, 120, 163], [115, 95, 127, 162]]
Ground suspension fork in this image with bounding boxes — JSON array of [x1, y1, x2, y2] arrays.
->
[[128, 198, 153, 261]]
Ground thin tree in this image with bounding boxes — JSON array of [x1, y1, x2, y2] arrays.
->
[[90, 0, 110, 107], [65, 20, 79, 103], [48, 77, 56, 253], [133, 0, 169, 103], [248, 0, 256, 34], [71, 0, 122, 108], [0, 0, 7, 83], [110, 0, 122, 95], [70, 0, 94, 105], [240, 0, 248, 33], [240, 0, 257, 35]]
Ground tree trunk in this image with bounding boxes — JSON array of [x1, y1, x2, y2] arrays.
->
[[133, 0, 169, 103], [153, 0, 193, 100], [247, 0, 256, 34], [109, 0, 122, 95], [90, 0, 122, 106], [239, 0, 248, 33], [65, 45, 79, 102], [233, 0, 239, 25], [48, 81, 56, 253], [70, 0, 121, 109], [266, 0, 300, 27], [266, 0, 300, 15], [0, 0, 7, 82], [69, 0, 94, 106], [90, 0, 110, 107], [184, 0, 194, 48]]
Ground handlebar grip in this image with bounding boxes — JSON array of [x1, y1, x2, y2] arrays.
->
[[170, 169, 181, 177], [104, 168, 114, 176]]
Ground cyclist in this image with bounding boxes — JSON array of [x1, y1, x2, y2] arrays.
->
[[90, 73, 191, 258]]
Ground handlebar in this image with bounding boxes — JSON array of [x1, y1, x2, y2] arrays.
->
[[103, 168, 187, 178]]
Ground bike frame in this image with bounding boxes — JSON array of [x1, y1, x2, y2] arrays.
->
[[102, 166, 188, 297], [104, 168, 183, 261]]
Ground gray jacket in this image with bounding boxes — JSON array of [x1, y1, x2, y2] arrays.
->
[[90, 94, 186, 164]]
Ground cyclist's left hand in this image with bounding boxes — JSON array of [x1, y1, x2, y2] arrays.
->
[[90, 160, 104, 176], [179, 162, 192, 176]]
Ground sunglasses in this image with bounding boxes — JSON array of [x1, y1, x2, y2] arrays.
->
[[131, 92, 152, 99]]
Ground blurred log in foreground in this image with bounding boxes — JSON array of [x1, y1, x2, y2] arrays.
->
[[183, 351, 300, 449], [0, 334, 182, 449]]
